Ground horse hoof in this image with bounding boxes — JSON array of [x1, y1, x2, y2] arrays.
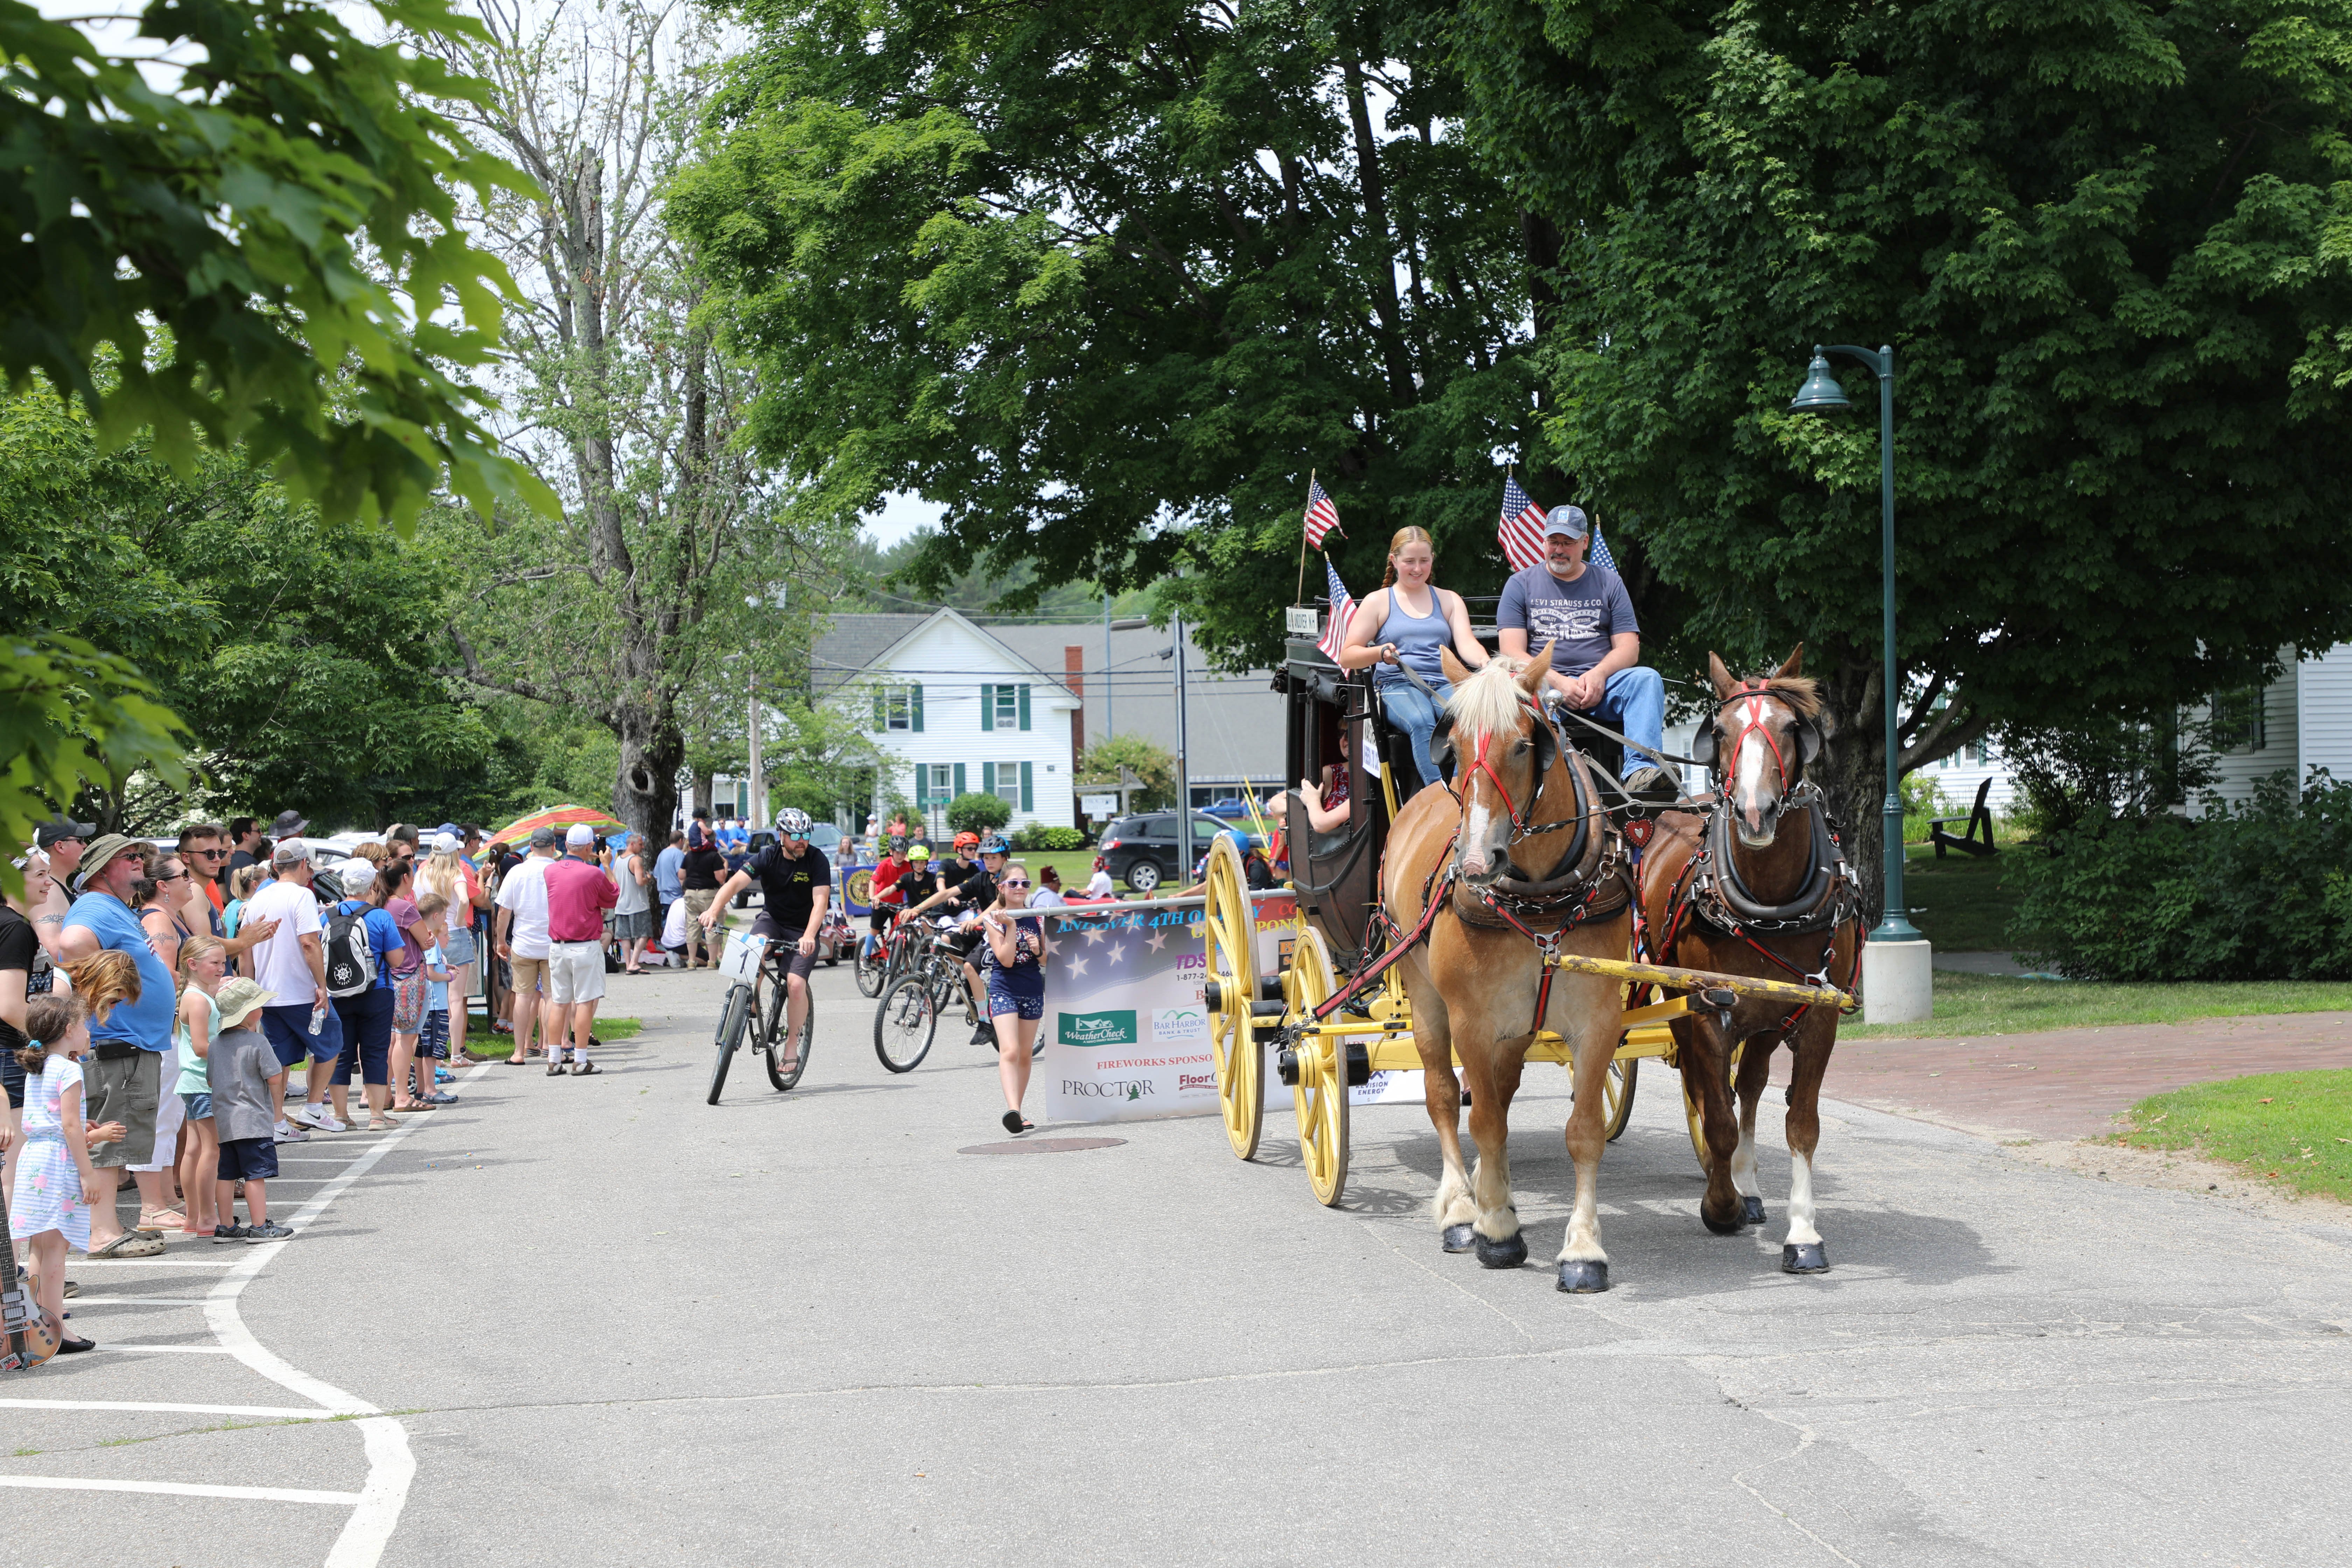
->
[[1441, 1224, 1477, 1254], [1742, 1196, 1768, 1226], [1556, 1259, 1610, 1293], [1701, 1203, 1742, 1236], [1475, 1232, 1528, 1270], [1782, 1242, 1829, 1274]]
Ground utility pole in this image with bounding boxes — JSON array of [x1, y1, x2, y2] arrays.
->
[[1102, 594, 1114, 740], [1174, 608, 1193, 880], [747, 667, 765, 830]]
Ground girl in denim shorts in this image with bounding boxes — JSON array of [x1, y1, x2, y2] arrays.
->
[[975, 862, 1048, 1136]]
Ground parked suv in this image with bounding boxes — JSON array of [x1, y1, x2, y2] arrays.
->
[[1099, 811, 1241, 893]]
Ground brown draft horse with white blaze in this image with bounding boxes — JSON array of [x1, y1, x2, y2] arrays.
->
[[1379, 643, 1637, 1293], [1640, 648, 1862, 1272]]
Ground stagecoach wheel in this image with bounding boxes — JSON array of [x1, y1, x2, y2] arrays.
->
[[1601, 1057, 1638, 1142], [1286, 925, 1350, 1206], [707, 982, 751, 1105], [1202, 833, 1263, 1161], [1682, 1039, 1746, 1167]]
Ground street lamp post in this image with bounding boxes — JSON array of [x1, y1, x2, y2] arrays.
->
[[1788, 343, 1932, 1022]]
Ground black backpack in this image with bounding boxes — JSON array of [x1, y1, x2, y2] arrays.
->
[[324, 905, 376, 998]]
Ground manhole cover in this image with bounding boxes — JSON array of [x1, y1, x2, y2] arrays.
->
[[958, 1136, 1128, 1155]]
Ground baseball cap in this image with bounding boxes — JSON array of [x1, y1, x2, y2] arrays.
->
[[529, 825, 558, 849], [1542, 504, 1589, 539], [271, 809, 310, 837], [435, 822, 461, 838], [432, 831, 463, 854], [215, 978, 278, 1030], [272, 839, 314, 867], [566, 823, 596, 847], [33, 817, 96, 849]]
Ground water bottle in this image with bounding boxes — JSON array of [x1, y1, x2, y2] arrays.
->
[[308, 1001, 325, 1036]]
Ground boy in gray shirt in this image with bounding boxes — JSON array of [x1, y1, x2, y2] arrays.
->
[[208, 979, 294, 1243]]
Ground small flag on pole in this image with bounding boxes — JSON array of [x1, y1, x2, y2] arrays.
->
[[1317, 559, 1356, 662], [1590, 519, 1617, 573], [1498, 474, 1546, 571], [1304, 476, 1343, 548]]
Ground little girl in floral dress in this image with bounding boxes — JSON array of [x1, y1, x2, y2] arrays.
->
[[11, 994, 126, 1355]]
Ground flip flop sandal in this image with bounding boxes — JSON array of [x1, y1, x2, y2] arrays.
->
[[571, 1062, 601, 1076], [1001, 1110, 1034, 1135], [503, 1057, 531, 1066]]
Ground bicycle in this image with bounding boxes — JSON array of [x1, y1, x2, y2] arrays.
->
[[854, 909, 918, 999], [708, 934, 816, 1105], [872, 926, 969, 1073]]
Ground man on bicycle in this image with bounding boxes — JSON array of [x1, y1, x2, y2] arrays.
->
[[896, 832, 1009, 1047], [699, 808, 831, 1071]]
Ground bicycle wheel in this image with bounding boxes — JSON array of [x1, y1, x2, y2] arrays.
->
[[853, 936, 888, 999], [875, 973, 938, 1072], [762, 978, 810, 1091], [708, 983, 751, 1105]]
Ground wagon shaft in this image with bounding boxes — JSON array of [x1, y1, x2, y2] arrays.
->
[[1544, 951, 1853, 1010]]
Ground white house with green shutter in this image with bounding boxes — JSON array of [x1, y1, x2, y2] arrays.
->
[[810, 609, 1083, 831]]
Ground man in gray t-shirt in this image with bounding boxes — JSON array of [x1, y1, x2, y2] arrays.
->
[[1496, 504, 1672, 800]]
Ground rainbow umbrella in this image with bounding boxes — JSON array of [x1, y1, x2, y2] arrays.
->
[[485, 804, 626, 850]]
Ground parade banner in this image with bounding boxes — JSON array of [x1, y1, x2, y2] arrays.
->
[[1037, 893, 1295, 1124]]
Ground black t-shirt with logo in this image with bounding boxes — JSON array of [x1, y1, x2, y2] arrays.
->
[[745, 844, 831, 930], [940, 857, 978, 891], [950, 867, 999, 914], [895, 866, 941, 909]]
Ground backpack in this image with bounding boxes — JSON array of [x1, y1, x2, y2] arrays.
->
[[324, 904, 376, 998]]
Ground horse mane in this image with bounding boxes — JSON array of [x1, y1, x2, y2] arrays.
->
[[1733, 671, 1823, 720], [1445, 655, 1533, 736]]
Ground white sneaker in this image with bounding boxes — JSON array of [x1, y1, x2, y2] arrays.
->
[[273, 1121, 311, 1144], [287, 1104, 331, 1130], [312, 1112, 349, 1133]]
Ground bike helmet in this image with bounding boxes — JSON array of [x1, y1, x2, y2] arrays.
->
[[887, 834, 907, 855], [907, 844, 932, 861], [953, 831, 980, 850], [776, 807, 813, 837], [976, 833, 1010, 856]]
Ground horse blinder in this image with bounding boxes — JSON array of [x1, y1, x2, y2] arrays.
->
[[1431, 711, 1458, 784]]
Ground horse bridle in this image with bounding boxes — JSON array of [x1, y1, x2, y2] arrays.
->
[[1694, 680, 1822, 805]]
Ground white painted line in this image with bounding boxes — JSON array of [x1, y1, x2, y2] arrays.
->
[[0, 1476, 360, 1505], [0, 1397, 331, 1418]]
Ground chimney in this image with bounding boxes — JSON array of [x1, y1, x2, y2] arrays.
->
[[1065, 646, 1087, 821]]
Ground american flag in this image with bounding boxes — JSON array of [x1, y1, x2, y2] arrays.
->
[[1498, 473, 1546, 570], [1303, 476, 1343, 548], [1317, 559, 1356, 662], [1590, 519, 1617, 572]]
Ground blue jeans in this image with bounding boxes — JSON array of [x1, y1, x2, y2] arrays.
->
[[1379, 678, 1456, 790], [1551, 666, 1667, 780]]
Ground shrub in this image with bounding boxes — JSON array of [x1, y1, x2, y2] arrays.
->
[[1900, 774, 1948, 845], [2008, 771, 2352, 979], [944, 792, 1012, 834], [1012, 822, 1088, 852]]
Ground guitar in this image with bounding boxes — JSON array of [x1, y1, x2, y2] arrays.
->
[[0, 1175, 62, 1371]]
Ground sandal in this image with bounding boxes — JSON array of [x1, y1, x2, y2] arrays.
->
[[503, 1057, 530, 1066], [137, 1209, 186, 1231], [88, 1232, 165, 1259], [1001, 1110, 1033, 1135], [368, 1120, 398, 1131], [571, 1061, 600, 1076]]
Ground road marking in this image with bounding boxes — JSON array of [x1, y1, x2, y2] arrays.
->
[[0, 1397, 331, 1418], [0, 1476, 361, 1505]]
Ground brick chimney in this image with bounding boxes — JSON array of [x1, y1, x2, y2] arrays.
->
[[1065, 646, 1086, 824]]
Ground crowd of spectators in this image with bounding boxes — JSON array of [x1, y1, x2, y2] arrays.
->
[[4, 810, 681, 1354]]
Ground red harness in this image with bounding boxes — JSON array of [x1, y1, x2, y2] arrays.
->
[[1724, 680, 1794, 798]]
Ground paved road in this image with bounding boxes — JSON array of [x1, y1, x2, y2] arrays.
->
[[7, 962, 2350, 1567]]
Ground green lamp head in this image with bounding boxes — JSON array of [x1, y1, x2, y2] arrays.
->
[[1788, 348, 1853, 413]]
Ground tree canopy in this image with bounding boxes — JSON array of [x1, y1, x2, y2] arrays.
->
[[672, 0, 1562, 666]]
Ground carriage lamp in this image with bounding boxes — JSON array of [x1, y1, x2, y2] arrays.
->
[[1788, 342, 1931, 1023]]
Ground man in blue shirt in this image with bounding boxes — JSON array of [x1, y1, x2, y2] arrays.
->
[[52, 834, 177, 1257], [652, 829, 686, 952], [1496, 505, 1673, 802]]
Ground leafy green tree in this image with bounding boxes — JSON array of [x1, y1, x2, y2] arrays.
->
[[0, 634, 188, 898], [1078, 733, 1177, 811], [945, 791, 1013, 834], [672, 0, 1560, 668], [1438, 0, 2352, 916]]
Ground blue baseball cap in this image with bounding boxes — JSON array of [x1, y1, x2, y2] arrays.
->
[[1542, 504, 1589, 539]]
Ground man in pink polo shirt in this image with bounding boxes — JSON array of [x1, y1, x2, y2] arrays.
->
[[542, 824, 619, 1076]]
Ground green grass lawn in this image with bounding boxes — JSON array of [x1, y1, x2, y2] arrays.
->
[[462, 1011, 640, 1042], [1898, 845, 2024, 951], [2110, 1070, 2352, 1202], [1847, 972, 2352, 1038]]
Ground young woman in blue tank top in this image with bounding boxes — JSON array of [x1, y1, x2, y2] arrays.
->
[[1337, 526, 1491, 790]]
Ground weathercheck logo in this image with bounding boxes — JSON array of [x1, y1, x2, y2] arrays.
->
[[1058, 1009, 1138, 1048]]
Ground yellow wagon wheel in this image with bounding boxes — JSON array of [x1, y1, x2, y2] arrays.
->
[[1682, 1037, 1746, 1168], [1286, 925, 1350, 1206], [1600, 1057, 1638, 1142], [1202, 832, 1263, 1161]]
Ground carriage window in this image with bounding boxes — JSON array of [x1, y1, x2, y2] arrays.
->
[[2210, 687, 2266, 754]]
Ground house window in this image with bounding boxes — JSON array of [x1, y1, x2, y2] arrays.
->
[[874, 684, 924, 733], [993, 761, 1022, 807], [919, 763, 953, 804], [2211, 687, 2266, 754], [992, 686, 1020, 730]]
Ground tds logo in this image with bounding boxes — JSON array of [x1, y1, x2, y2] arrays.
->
[[1057, 1010, 1138, 1048]]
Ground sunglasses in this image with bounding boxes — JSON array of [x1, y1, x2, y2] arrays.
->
[[1000, 878, 1029, 889], [191, 848, 225, 860]]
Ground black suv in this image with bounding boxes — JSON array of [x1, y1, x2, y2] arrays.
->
[[1098, 812, 1238, 893]]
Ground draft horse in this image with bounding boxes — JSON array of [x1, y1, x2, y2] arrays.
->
[[1640, 648, 1862, 1272], [1380, 644, 1637, 1292]]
